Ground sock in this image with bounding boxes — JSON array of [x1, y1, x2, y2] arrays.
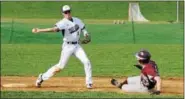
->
[[41, 66, 58, 80], [118, 80, 128, 89]]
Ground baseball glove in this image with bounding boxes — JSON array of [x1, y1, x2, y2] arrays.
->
[[81, 39, 91, 44]]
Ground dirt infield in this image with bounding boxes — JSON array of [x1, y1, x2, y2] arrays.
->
[[1, 76, 184, 95]]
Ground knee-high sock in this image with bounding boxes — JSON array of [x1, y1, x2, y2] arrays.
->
[[84, 61, 93, 84], [42, 66, 59, 80]]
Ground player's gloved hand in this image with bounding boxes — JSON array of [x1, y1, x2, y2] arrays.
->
[[134, 64, 142, 70], [150, 90, 161, 95], [81, 34, 91, 44], [81, 39, 90, 44]]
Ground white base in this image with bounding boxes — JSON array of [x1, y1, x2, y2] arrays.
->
[[2, 83, 28, 88]]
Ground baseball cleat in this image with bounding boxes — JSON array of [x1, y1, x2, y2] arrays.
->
[[111, 78, 122, 88], [35, 74, 44, 88], [86, 84, 93, 89]]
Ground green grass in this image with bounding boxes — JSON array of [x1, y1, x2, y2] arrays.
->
[[1, 91, 183, 98], [1, 21, 184, 77], [1, 22, 183, 44], [140, 1, 184, 21], [1, 44, 183, 77], [1, 2, 184, 98], [1, 1, 184, 21], [1, 20, 184, 98]]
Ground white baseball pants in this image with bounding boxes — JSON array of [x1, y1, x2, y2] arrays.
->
[[121, 76, 149, 92], [42, 42, 93, 85]]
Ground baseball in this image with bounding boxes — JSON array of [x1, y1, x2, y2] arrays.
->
[[32, 28, 38, 33]]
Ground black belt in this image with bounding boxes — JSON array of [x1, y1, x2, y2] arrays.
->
[[67, 41, 78, 44]]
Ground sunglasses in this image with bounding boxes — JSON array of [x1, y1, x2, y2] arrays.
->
[[63, 10, 71, 14]]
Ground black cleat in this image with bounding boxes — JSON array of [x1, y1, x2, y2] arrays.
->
[[36, 74, 44, 88], [111, 79, 123, 89]]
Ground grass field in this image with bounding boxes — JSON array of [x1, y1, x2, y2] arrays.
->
[[1, 22, 183, 44], [1, 21, 183, 98], [1, 44, 183, 77], [1, 1, 184, 21], [1, 91, 183, 98], [1, 1, 184, 98]]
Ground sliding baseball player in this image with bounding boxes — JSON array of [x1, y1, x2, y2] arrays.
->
[[111, 50, 161, 95]]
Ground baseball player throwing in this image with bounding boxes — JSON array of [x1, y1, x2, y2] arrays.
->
[[32, 5, 93, 89], [111, 50, 161, 95]]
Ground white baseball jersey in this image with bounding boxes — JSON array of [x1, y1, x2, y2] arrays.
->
[[38, 16, 93, 87], [55, 17, 87, 42]]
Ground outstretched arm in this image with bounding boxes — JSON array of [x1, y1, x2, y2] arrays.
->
[[150, 76, 161, 95], [154, 76, 161, 91], [32, 27, 60, 34]]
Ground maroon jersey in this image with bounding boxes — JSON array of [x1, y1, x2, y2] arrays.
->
[[140, 60, 160, 89]]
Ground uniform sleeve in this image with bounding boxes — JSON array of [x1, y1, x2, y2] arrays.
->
[[154, 65, 160, 76], [78, 19, 85, 29], [55, 20, 65, 30], [151, 61, 160, 76], [77, 18, 89, 36]]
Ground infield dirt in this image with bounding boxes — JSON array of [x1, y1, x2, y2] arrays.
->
[[1, 76, 183, 95]]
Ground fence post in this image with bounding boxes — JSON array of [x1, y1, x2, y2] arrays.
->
[[176, 0, 179, 23], [9, 18, 14, 44], [9, 10, 15, 44], [130, 2, 136, 44]]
